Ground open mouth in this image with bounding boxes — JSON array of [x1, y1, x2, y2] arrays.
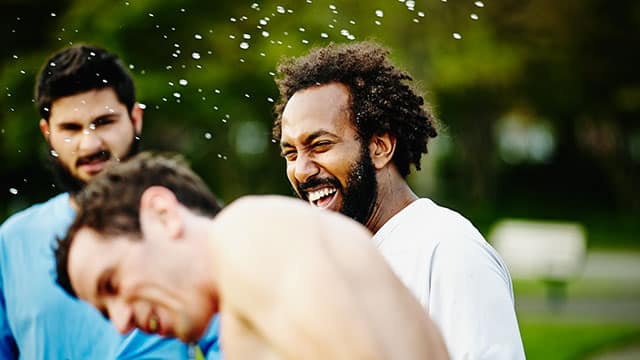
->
[[76, 150, 111, 174], [307, 187, 338, 208]]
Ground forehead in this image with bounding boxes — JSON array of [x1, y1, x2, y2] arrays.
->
[[68, 227, 129, 300], [281, 82, 355, 141], [49, 88, 124, 124]]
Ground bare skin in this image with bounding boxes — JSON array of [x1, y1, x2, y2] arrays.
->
[[69, 191, 449, 359], [208, 196, 449, 359]]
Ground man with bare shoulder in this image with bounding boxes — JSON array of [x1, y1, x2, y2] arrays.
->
[[55, 152, 449, 359]]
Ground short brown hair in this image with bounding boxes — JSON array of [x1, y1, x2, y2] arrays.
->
[[55, 152, 222, 296]]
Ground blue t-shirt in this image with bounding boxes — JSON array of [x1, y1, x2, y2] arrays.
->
[[0, 193, 221, 359]]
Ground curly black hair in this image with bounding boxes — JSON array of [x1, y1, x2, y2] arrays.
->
[[273, 41, 437, 178]]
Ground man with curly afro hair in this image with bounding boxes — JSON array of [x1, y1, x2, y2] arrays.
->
[[273, 41, 525, 360]]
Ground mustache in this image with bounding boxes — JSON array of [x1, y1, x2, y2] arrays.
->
[[75, 150, 112, 166], [297, 177, 341, 198]]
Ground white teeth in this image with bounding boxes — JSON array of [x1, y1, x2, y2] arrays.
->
[[308, 187, 337, 202]]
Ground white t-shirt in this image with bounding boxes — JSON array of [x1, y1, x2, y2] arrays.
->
[[373, 198, 525, 359]]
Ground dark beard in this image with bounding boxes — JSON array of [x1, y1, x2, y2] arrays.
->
[[296, 144, 378, 225], [46, 134, 141, 195], [340, 145, 378, 225]]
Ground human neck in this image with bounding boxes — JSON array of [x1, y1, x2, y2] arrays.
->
[[365, 168, 418, 234]]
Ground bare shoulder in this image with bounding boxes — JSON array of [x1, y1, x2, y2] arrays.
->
[[214, 195, 372, 246]]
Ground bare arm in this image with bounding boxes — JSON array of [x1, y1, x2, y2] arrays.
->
[[209, 195, 448, 360]]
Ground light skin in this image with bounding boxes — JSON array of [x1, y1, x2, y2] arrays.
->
[[68, 190, 449, 359], [279, 82, 417, 233], [39, 88, 143, 185]]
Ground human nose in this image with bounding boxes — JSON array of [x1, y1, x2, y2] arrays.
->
[[107, 299, 135, 334], [292, 152, 320, 184], [77, 128, 103, 154]]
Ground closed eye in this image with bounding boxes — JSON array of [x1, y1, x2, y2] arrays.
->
[[92, 116, 116, 127], [281, 149, 297, 161], [311, 140, 333, 152], [58, 123, 82, 131]]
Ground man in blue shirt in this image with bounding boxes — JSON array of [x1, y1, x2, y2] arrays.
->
[[0, 44, 220, 359]]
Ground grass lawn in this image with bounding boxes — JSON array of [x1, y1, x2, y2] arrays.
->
[[520, 320, 640, 359]]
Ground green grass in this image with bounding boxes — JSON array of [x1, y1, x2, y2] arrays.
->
[[520, 320, 640, 359], [513, 278, 640, 299]]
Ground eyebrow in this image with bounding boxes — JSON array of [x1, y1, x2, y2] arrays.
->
[[280, 130, 337, 149]]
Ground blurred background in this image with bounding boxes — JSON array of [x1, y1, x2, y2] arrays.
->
[[1, 0, 638, 358]]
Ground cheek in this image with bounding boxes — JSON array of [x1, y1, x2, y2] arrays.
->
[[101, 125, 134, 152], [285, 164, 297, 185]]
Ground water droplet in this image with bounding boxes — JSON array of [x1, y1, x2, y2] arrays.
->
[[50, 149, 59, 157], [12, 54, 18, 59], [418, 11, 425, 17], [474, 1, 485, 7], [148, 13, 154, 17], [321, 32, 329, 38], [194, 33, 202, 40], [277, 6, 285, 14], [51, 13, 56, 17], [89, 123, 96, 130], [299, 27, 306, 32], [470, 13, 479, 20], [375, 10, 384, 18], [173, 92, 181, 98], [204, 132, 213, 140], [9, 188, 18, 195], [192, 52, 201, 60], [262, 31, 270, 37], [49, 62, 56, 67], [230, 17, 237, 22], [267, 97, 274, 103], [179, 79, 188, 86], [240, 42, 250, 50], [138, 103, 147, 110], [453, 32, 462, 40]]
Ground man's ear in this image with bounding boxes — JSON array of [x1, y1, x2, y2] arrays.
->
[[139, 186, 182, 240], [131, 103, 144, 134], [368, 133, 396, 170], [39, 119, 50, 139]]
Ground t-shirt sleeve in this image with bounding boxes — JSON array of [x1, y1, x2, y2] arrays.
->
[[429, 238, 525, 360], [0, 231, 19, 358], [114, 329, 190, 359]]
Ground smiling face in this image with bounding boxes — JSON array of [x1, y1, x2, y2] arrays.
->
[[40, 87, 142, 189], [279, 82, 378, 224], [68, 225, 216, 343]]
